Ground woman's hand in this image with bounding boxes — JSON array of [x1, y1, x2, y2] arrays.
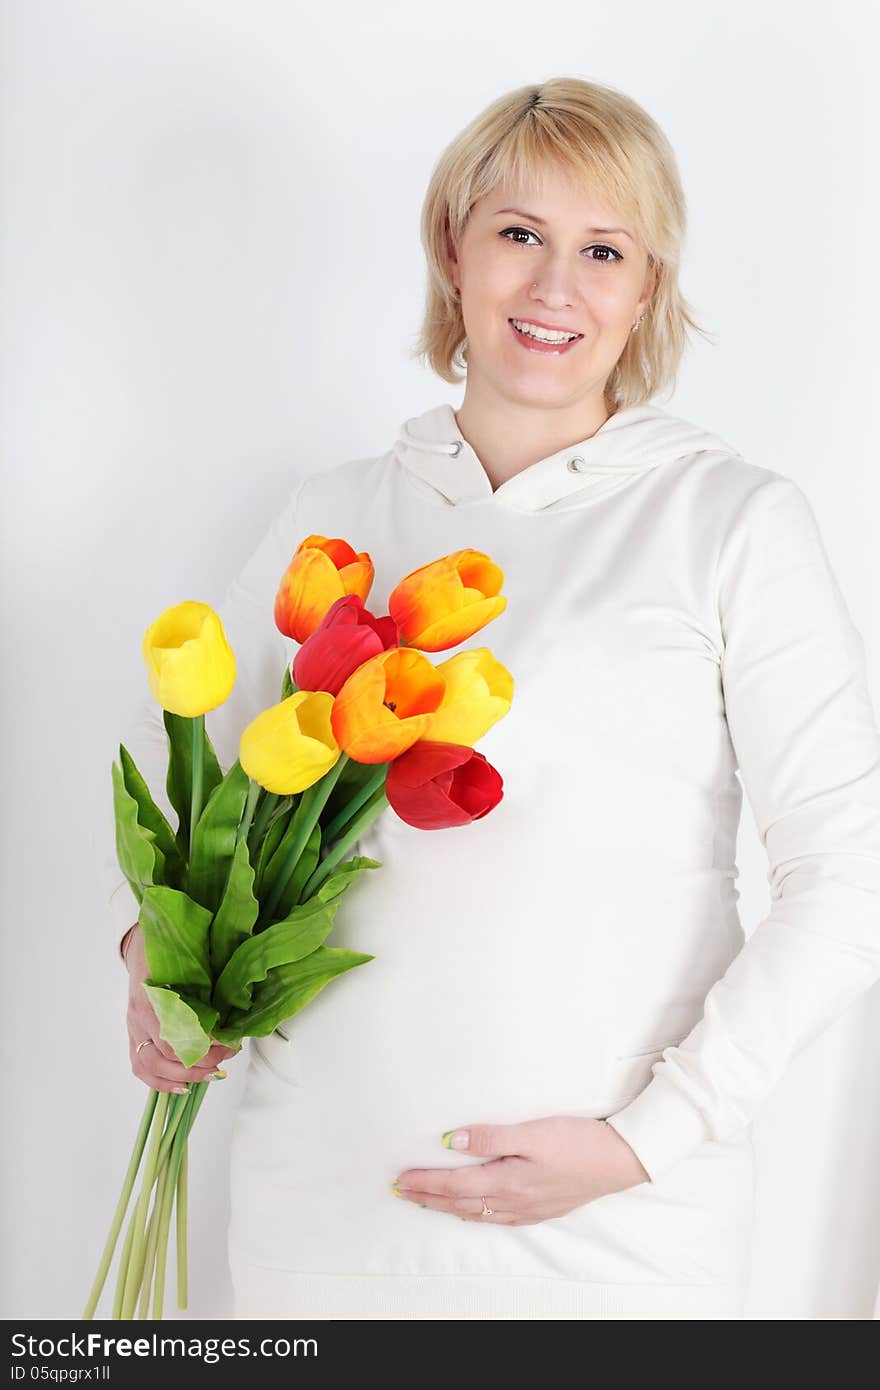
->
[[393, 1115, 650, 1224], [123, 922, 239, 1093]]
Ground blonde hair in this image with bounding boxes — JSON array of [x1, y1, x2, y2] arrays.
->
[[407, 77, 715, 410]]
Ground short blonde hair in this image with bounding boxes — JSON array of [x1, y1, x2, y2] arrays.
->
[[407, 76, 714, 409]]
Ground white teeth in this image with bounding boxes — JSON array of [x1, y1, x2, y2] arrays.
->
[[511, 319, 579, 344]]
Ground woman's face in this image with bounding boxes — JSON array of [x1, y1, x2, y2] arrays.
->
[[447, 167, 657, 411]]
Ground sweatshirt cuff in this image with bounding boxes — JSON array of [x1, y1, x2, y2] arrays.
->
[[603, 1070, 714, 1183]]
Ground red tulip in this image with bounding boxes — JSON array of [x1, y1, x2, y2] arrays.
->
[[292, 595, 398, 696], [385, 740, 503, 830]]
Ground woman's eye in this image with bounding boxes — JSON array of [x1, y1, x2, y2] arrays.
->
[[499, 227, 623, 264]]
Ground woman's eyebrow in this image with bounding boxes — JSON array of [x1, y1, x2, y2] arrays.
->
[[492, 207, 633, 239]]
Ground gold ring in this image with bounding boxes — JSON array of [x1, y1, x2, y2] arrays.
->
[[136, 1038, 154, 1055], [480, 1196, 494, 1217]]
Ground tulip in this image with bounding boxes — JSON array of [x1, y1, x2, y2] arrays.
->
[[388, 549, 506, 651], [274, 535, 374, 644], [292, 595, 398, 695], [420, 648, 513, 745], [141, 601, 236, 717], [385, 741, 503, 829], [239, 689, 340, 794], [330, 648, 446, 763]]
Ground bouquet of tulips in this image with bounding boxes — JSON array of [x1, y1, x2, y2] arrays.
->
[[83, 536, 513, 1320]]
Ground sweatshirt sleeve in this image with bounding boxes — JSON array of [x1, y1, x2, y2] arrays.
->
[[603, 476, 880, 1182], [96, 474, 309, 965]]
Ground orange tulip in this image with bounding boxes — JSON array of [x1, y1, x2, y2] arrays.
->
[[330, 648, 446, 763], [274, 535, 374, 643], [388, 549, 506, 651]]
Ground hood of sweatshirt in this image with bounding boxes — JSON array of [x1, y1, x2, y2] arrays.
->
[[393, 401, 742, 513]]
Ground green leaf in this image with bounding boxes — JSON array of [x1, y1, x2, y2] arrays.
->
[[280, 664, 295, 700], [213, 897, 338, 1014], [315, 855, 382, 904], [142, 983, 213, 1068], [164, 711, 223, 860], [139, 885, 213, 999], [188, 759, 251, 914], [214, 945, 374, 1044], [112, 760, 166, 904], [118, 744, 186, 890], [177, 992, 220, 1041], [253, 809, 290, 900], [209, 836, 260, 978]]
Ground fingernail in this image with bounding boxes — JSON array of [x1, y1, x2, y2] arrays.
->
[[390, 1183, 403, 1198], [173, 1086, 188, 1095], [210, 1069, 226, 1080], [441, 1129, 469, 1150], [419, 1203, 427, 1208]]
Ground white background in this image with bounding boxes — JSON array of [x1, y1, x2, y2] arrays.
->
[[2, 0, 879, 1321]]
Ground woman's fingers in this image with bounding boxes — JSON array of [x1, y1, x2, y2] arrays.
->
[[127, 1022, 241, 1090], [130, 1038, 224, 1091]]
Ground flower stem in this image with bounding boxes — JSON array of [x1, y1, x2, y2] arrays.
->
[[176, 1135, 189, 1310], [248, 788, 280, 857], [137, 1160, 170, 1318], [82, 1088, 158, 1319], [237, 778, 261, 846], [261, 754, 351, 923], [119, 1089, 170, 1319], [321, 763, 388, 846], [300, 786, 389, 900], [190, 714, 205, 849], [152, 1081, 209, 1318]]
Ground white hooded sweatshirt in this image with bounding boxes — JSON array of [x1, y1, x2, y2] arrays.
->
[[100, 401, 880, 1320]]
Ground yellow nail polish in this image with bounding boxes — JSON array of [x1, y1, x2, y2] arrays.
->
[[211, 1069, 227, 1079]]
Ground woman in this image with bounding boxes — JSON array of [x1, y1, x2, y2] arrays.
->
[[110, 77, 880, 1320]]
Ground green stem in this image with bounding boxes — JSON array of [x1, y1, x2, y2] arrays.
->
[[300, 786, 389, 900], [155, 1089, 194, 1173], [137, 1160, 170, 1318], [176, 1077, 209, 1311], [119, 1089, 170, 1319], [261, 754, 351, 923], [132, 1089, 193, 1318], [112, 1101, 167, 1320], [111, 1189, 140, 1319], [82, 1088, 158, 1319], [190, 714, 204, 851], [237, 778, 261, 847], [153, 1082, 209, 1319], [248, 788, 280, 857], [321, 763, 389, 846], [176, 1137, 189, 1310]]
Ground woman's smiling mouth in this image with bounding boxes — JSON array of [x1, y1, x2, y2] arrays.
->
[[509, 318, 584, 354]]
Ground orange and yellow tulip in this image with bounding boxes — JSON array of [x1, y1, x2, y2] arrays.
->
[[141, 601, 236, 717], [274, 535, 374, 644], [330, 648, 446, 763], [388, 549, 506, 652], [239, 689, 341, 794]]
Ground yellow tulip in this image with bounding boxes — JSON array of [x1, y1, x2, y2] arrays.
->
[[141, 601, 236, 717], [239, 690, 341, 794], [420, 648, 514, 745]]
